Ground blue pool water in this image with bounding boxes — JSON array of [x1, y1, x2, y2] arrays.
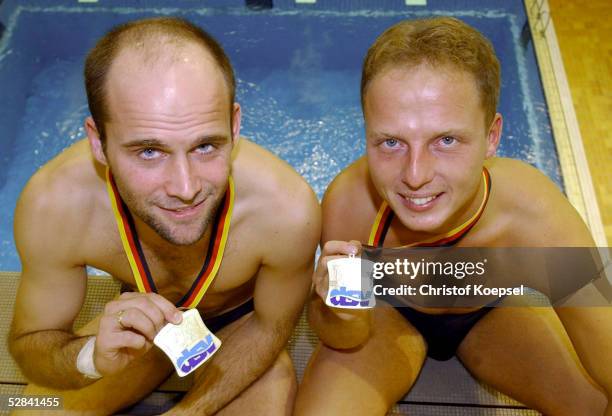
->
[[0, 0, 558, 271]]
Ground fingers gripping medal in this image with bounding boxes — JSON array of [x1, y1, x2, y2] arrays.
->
[[154, 309, 222, 377], [325, 254, 376, 309]]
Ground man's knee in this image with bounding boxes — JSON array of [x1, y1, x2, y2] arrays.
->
[[263, 349, 297, 404], [262, 351, 298, 416], [269, 350, 296, 385], [216, 350, 297, 416]]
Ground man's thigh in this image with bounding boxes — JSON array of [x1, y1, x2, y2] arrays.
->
[[214, 349, 296, 416], [458, 300, 607, 416], [294, 306, 427, 416], [189, 310, 297, 415]]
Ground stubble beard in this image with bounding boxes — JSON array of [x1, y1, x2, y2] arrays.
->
[[139, 205, 216, 246], [119, 186, 222, 247]]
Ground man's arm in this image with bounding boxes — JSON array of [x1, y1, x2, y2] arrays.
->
[[9, 174, 94, 389], [509, 161, 612, 412], [308, 241, 373, 349], [9, 172, 181, 389], [166, 184, 321, 416], [308, 166, 374, 349]]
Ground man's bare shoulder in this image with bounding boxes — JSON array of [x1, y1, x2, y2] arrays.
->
[[321, 156, 378, 243], [232, 138, 321, 254], [485, 157, 593, 245], [15, 140, 107, 253]]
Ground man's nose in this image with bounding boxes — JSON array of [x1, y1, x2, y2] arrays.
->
[[401, 147, 434, 190], [165, 156, 201, 202]]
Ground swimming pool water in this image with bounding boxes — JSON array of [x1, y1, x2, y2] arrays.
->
[[0, 1, 559, 271]]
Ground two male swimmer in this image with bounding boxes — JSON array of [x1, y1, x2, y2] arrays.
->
[[9, 15, 611, 416]]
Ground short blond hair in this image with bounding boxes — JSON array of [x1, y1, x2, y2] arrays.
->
[[361, 17, 500, 127]]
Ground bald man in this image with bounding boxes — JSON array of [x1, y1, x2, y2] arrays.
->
[[9, 17, 320, 416]]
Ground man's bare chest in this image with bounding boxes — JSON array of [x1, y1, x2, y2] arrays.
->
[[85, 232, 260, 315]]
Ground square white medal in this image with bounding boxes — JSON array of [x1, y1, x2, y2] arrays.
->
[[325, 256, 375, 309], [153, 309, 222, 377]]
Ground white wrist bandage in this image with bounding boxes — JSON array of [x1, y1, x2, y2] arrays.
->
[[76, 336, 102, 379]]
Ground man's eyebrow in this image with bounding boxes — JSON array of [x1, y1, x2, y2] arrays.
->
[[122, 138, 165, 148], [121, 135, 231, 149], [433, 128, 472, 137], [193, 134, 231, 144], [368, 127, 471, 140]]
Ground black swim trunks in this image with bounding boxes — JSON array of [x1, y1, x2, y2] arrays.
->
[[368, 168, 497, 361], [204, 299, 254, 333], [396, 298, 503, 361]]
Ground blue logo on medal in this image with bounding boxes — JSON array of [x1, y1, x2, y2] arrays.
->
[[330, 286, 372, 307], [176, 334, 218, 373]]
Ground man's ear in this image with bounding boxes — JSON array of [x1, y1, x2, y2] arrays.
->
[[231, 103, 242, 145], [85, 117, 107, 166], [485, 113, 502, 158]]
